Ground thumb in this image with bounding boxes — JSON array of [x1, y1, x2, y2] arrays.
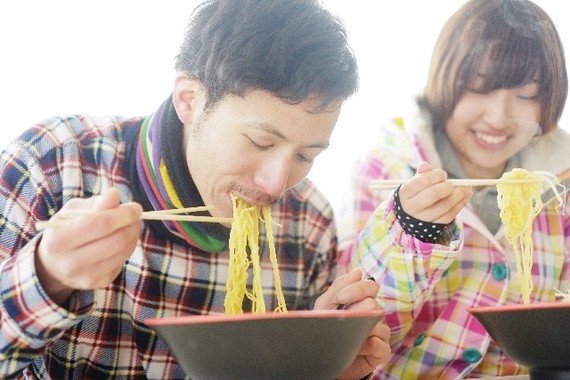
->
[[333, 268, 363, 290], [92, 187, 122, 211], [416, 161, 433, 174], [314, 269, 363, 310], [330, 268, 363, 304]]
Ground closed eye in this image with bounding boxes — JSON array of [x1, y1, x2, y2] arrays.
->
[[248, 137, 272, 151], [467, 87, 486, 95], [296, 153, 313, 163], [517, 94, 539, 101]]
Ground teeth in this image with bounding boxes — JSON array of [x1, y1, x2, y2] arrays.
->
[[476, 132, 507, 145]]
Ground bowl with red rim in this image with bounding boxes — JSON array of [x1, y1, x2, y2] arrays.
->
[[145, 309, 383, 380], [469, 301, 570, 379]]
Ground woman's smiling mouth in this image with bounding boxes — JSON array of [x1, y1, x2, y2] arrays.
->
[[475, 131, 508, 146]]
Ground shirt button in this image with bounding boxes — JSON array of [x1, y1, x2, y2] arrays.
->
[[413, 332, 426, 346], [491, 263, 508, 281], [462, 347, 482, 363]]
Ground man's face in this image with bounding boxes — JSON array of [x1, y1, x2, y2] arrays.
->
[[184, 89, 340, 219]]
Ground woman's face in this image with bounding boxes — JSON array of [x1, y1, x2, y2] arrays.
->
[[444, 74, 541, 179]]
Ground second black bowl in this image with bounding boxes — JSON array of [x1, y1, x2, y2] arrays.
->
[[469, 302, 570, 379]]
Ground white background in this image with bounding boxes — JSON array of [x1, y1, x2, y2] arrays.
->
[[1, 1, 568, 212]]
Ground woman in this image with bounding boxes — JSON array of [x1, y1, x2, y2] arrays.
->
[[338, 0, 569, 378]]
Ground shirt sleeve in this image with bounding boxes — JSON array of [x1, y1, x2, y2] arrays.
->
[[291, 181, 338, 310], [351, 197, 463, 350], [0, 236, 96, 376], [0, 131, 95, 377], [336, 152, 391, 276]]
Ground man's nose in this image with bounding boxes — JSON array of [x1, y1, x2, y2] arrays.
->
[[253, 156, 291, 199]]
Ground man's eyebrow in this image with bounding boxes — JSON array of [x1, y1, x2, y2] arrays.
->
[[251, 122, 286, 139], [250, 122, 330, 149]]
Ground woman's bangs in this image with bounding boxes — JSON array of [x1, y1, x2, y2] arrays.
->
[[481, 33, 542, 91]]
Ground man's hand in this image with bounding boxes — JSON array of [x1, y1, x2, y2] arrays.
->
[[35, 187, 143, 305], [314, 268, 391, 379]]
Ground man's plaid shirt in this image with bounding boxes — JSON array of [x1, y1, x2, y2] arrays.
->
[[0, 115, 337, 379]]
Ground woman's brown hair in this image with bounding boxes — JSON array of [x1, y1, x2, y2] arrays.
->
[[422, 0, 567, 134]]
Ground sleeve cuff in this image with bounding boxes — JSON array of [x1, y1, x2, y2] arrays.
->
[[0, 236, 95, 342]]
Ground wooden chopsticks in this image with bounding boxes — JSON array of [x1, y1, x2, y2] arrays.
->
[[369, 178, 541, 191], [35, 205, 232, 231]]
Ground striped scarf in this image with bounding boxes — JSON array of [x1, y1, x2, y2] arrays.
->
[[134, 98, 229, 252]]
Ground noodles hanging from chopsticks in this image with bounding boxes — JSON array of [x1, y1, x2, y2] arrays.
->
[[224, 194, 287, 314], [497, 169, 566, 304]]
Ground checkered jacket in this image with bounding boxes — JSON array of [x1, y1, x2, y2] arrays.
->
[[338, 111, 570, 379], [0, 115, 336, 379]]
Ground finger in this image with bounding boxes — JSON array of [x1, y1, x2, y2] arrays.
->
[[70, 217, 141, 265], [416, 187, 473, 224], [337, 279, 379, 307], [330, 268, 363, 294], [369, 320, 391, 348], [313, 268, 362, 309], [362, 335, 391, 367], [339, 321, 391, 380], [341, 295, 380, 311], [44, 203, 142, 249], [358, 321, 391, 361], [416, 161, 432, 173], [54, 187, 121, 216], [400, 169, 449, 200], [429, 186, 472, 223], [49, 221, 141, 289], [93, 187, 122, 211], [83, 202, 143, 239], [401, 180, 454, 215]]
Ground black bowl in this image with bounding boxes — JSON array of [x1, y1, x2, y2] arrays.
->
[[146, 309, 383, 380], [469, 302, 570, 379]]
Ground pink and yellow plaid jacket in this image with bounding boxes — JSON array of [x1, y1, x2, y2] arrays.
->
[[338, 111, 570, 379]]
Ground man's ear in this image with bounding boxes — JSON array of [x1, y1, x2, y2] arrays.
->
[[172, 73, 207, 125]]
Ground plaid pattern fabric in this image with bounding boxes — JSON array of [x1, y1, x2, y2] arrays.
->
[[338, 116, 570, 379], [0, 115, 336, 379]]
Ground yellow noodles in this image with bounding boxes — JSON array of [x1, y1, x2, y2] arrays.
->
[[224, 194, 288, 314], [497, 169, 566, 304]]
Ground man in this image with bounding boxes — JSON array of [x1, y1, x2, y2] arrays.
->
[[0, 0, 390, 378]]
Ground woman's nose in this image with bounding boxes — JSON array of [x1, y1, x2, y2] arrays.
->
[[483, 92, 513, 129]]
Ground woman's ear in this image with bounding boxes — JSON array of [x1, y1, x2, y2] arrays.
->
[[172, 73, 207, 125]]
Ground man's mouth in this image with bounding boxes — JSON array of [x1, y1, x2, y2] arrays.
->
[[228, 186, 277, 207]]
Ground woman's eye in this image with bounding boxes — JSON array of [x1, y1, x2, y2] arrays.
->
[[467, 87, 485, 95], [517, 94, 539, 101]]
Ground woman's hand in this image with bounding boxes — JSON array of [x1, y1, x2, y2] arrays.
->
[[398, 162, 472, 224]]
